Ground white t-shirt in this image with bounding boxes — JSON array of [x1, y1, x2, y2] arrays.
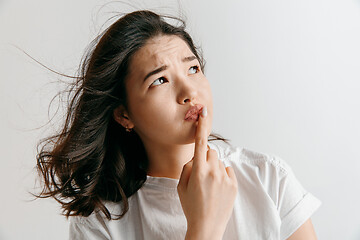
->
[[69, 141, 321, 240]]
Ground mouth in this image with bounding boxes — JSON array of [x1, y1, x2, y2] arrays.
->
[[184, 104, 204, 121]]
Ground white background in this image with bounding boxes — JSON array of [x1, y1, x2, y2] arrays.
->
[[1, 0, 359, 239]]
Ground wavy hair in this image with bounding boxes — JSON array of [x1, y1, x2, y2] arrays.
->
[[35, 10, 231, 220]]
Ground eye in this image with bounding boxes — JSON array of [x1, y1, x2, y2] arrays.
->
[[189, 65, 200, 74], [150, 77, 167, 87], [149, 65, 200, 88]]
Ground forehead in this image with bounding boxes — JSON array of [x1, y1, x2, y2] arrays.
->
[[129, 35, 194, 75]]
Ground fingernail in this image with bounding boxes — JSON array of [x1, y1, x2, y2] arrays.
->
[[201, 106, 207, 117]]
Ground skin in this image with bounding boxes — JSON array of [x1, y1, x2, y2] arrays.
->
[[287, 219, 318, 240], [114, 34, 213, 179], [113, 34, 318, 239], [178, 107, 238, 239]]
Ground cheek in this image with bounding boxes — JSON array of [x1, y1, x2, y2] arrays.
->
[[200, 80, 213, 102], [198, 75, 211, 91], [131, 94, 175, 127]]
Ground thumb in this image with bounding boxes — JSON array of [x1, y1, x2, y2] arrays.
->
[[177, 159, 193, 192]]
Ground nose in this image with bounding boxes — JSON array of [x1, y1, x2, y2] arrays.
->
[[176, 76, 198, 104]]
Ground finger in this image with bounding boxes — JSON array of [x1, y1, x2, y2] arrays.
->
[[225, 166, 236, 180], [207, 149, 219, 167], [177, 159, 193, 191], [218, 158, 227, 173], [193, 106, 208, 168]]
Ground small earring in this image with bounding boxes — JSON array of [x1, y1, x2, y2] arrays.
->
[[125, 126, 133, 132]]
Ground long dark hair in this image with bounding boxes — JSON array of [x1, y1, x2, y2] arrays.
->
[[35, 10, 231, 220]]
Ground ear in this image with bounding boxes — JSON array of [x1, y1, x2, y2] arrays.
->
[[113, 105, 134, 129]]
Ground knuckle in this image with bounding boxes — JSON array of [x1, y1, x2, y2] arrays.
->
[[209, 169, 221, 182], [207, 151, 217, 161], [207, 149, 217, 156], [209, 149, 217, 154], [229, 179, 238, 189], [226, 166, 233, 173], [193, 168, 206, 181]]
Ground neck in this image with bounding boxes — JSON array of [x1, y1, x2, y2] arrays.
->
[[144, 141, 209, 180]]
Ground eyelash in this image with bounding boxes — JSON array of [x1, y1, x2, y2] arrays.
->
[[150, 65, 200, 87]]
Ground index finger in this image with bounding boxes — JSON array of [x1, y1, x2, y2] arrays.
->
[[193, 106, 208, 168]]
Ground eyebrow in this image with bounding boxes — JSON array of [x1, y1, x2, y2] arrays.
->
[[143, 55, 198, 83]]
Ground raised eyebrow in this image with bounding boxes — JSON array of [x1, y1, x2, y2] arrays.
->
[[182, 55, 197, 63], [143, 55, 198, 83]]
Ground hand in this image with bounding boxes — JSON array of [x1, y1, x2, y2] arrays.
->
[[177, 107, 238, 240]]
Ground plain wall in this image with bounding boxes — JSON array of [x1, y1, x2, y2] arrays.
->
[[1, 0, 359, 239]]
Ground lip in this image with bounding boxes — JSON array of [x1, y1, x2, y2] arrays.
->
[[184, 104, 204, 121]]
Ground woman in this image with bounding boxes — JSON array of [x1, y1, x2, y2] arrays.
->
[[36, 10, 321, 239]]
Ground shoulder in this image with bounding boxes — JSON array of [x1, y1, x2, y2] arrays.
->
[[208, 140, 292, 176], [208, 140, 305, 202], [69, 199, 131, 224], [69, 209, 111, 239], [68, 200, 130, 239], [69, 210, 104, 225]]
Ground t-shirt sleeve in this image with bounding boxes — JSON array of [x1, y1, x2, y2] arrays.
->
[[270, 155, 322, 240], [68, 214, 111, 240]]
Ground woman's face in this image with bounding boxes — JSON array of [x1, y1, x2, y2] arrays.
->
[[117, 34, 213, 146]]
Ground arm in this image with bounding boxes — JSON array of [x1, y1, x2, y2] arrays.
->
[[287, 218, 318, 240]]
